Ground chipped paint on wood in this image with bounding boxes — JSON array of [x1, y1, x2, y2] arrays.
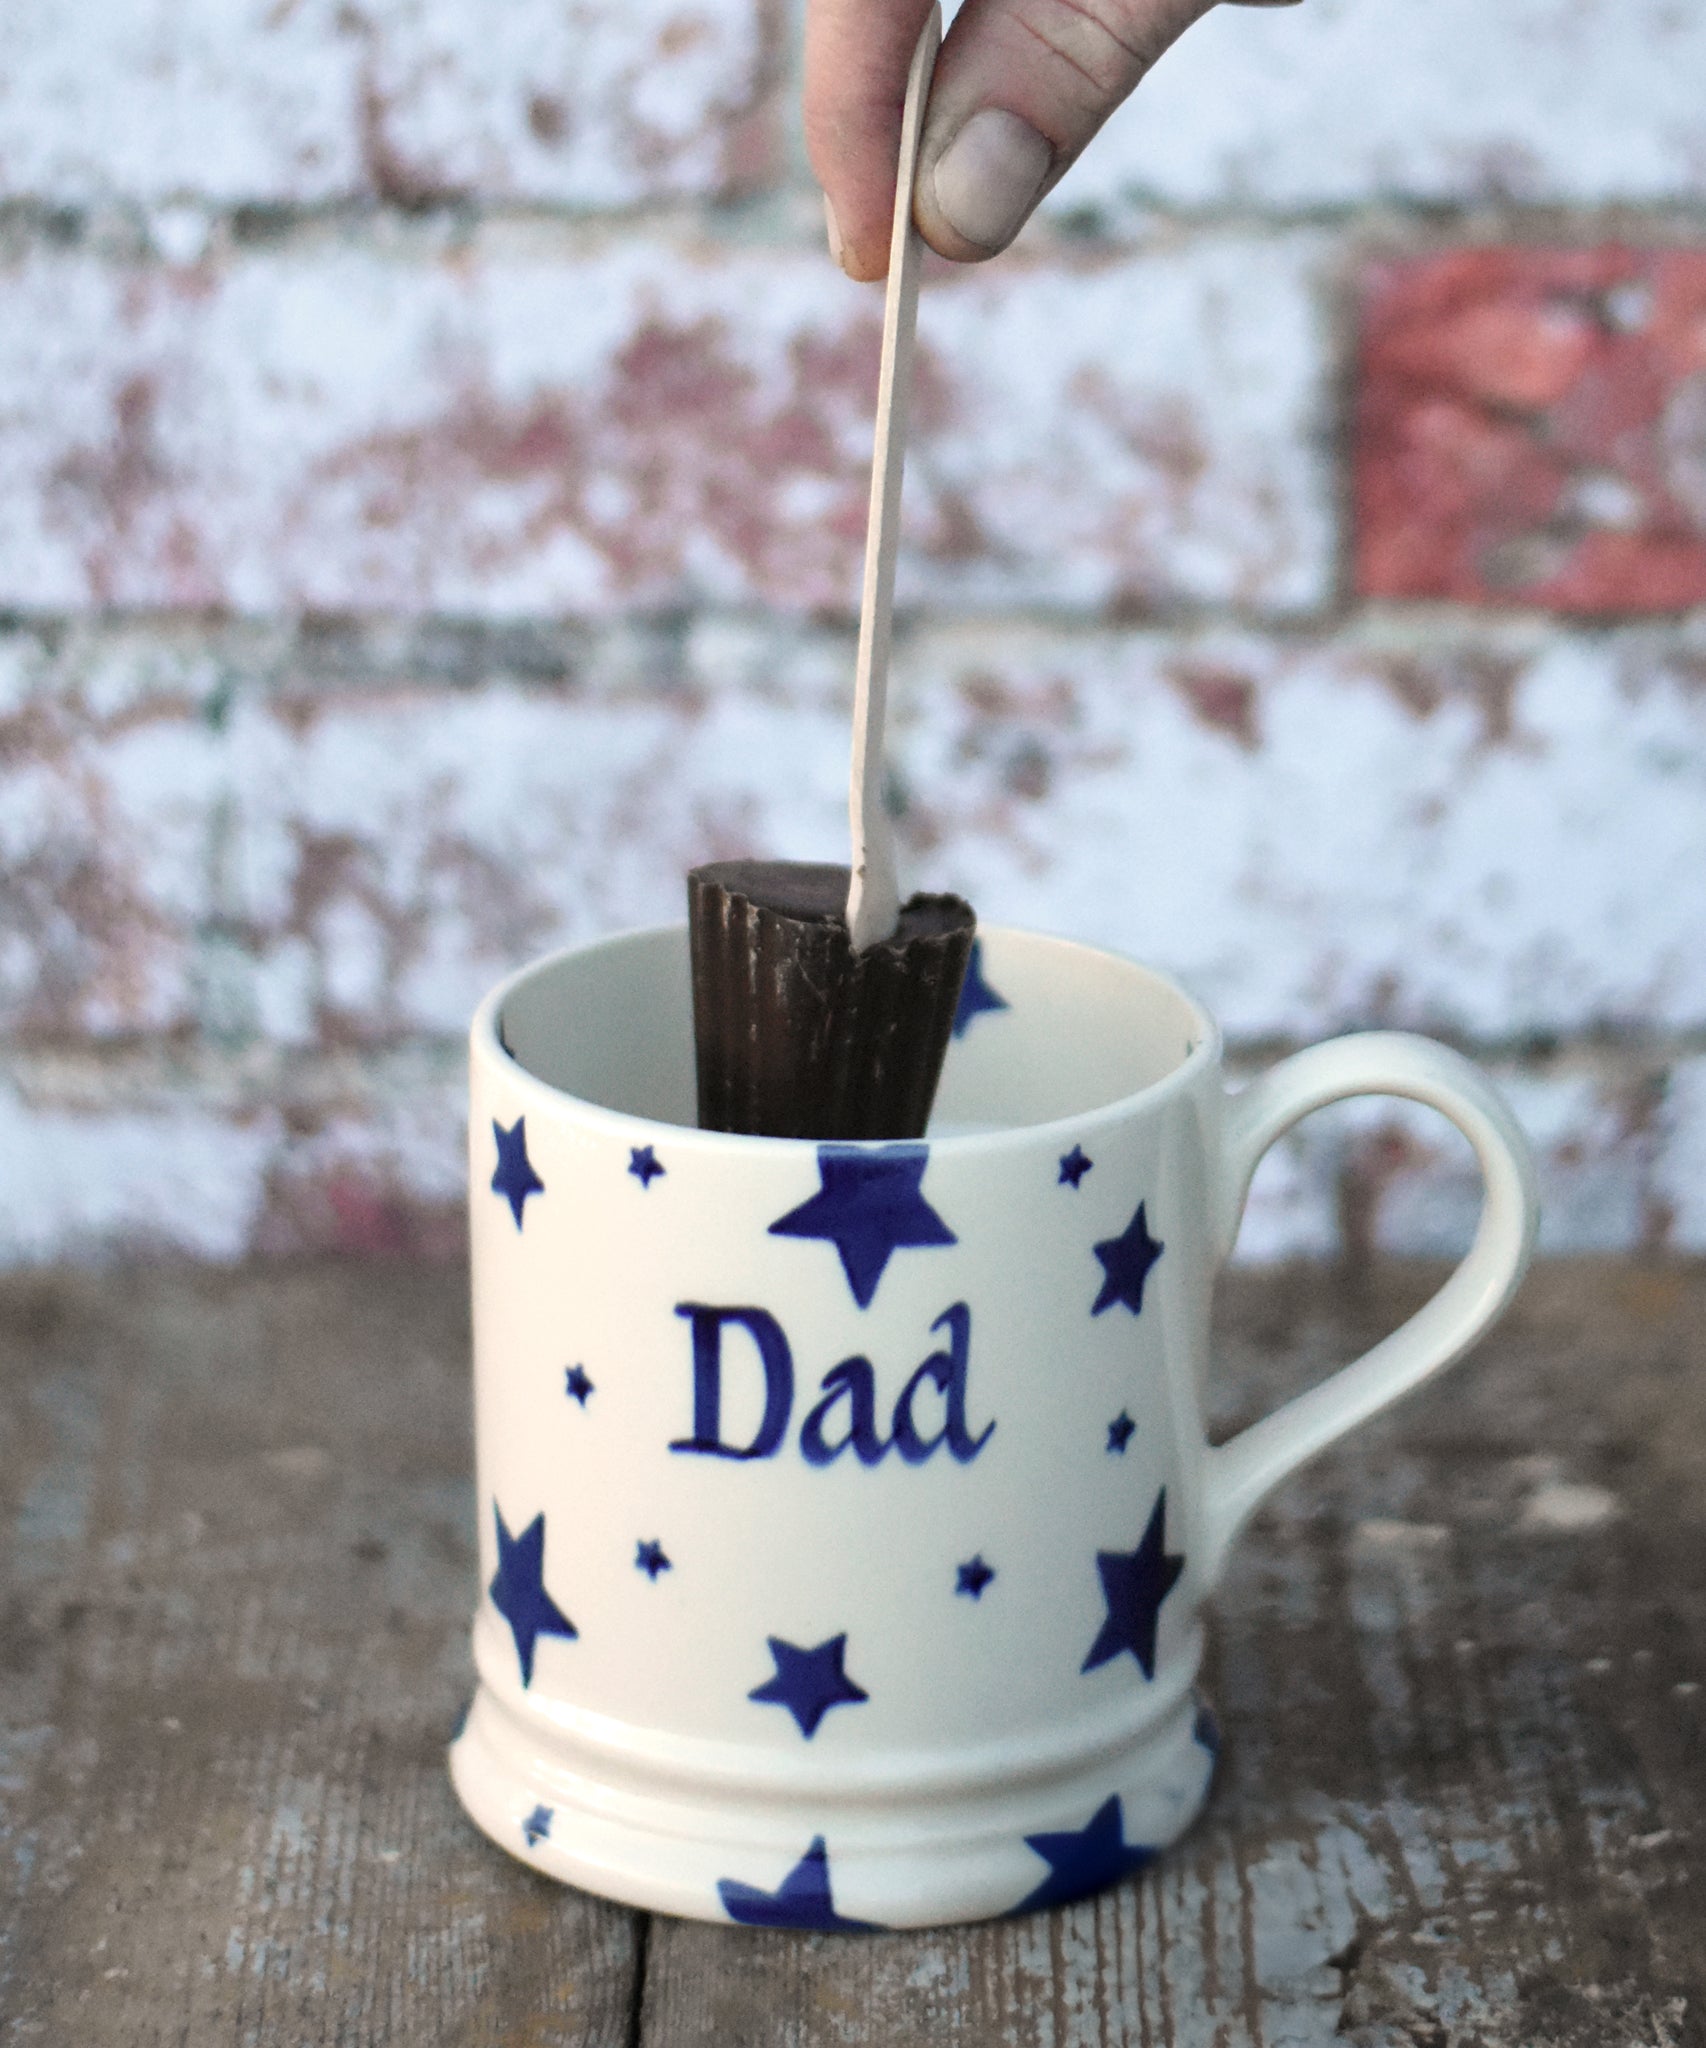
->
[[5, 1261, 1704, 2037]]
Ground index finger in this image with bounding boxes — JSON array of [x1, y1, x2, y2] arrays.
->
[[805, 0, 938, 282]]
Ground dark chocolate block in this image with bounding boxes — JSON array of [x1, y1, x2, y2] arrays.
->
[[688, 860, 975, 1140]]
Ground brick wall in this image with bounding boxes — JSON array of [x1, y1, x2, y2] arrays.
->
[[2, 0, 1703, 1265]]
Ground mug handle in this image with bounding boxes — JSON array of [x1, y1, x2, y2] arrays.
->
[[1197, 1031, 1540, 1585]]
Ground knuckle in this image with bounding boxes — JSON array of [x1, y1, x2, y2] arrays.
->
[[1008, 0, 1196, 105]]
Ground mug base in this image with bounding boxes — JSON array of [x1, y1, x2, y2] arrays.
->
[[448, 1684, 1220, 1929]]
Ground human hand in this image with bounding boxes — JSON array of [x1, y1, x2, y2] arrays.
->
[[807, 0, 1301, 281]]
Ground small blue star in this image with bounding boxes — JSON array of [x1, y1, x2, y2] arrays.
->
[[1058, 1145, 1093, 1188], [1013, 1795, 1157, 1913], [629, 1145, 664, 1188], [1091, 1200, 1164, 1317], [489, 1505, 578, 1687], [769, 1145, 955, 1309], [636, 1539, 671, 1579], [952, 938, 1010, 1038], [1082, 1489, 1185, 1681], [718, 1836, 879, 1931], [1106, 1411, 1136, 1454], [491, 1117, 544, 1229], [523, 1803, 553, 1847], [956, 1555, 995, 1600], [749, 1633, 869, 1738], [564, 1364, 594, 1405]]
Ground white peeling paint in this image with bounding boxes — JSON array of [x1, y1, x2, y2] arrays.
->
[[0, 1081, 275, 1264], [1520, 1481, 1621, 1533], [1052, 0, 1706, 210], [1352, 1520, 1451, 1551]]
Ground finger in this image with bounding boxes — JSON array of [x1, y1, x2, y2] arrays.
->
[[805, 0, 938, 282], [914, 0, 1217, 263]]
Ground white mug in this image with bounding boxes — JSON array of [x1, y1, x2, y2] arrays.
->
[[450, 923, 1538, 1928]]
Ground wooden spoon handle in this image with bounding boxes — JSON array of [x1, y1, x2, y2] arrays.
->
[[845, 4, 942, 953]]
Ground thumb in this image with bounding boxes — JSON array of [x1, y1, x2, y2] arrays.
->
[[914, 0, 1217, 262]]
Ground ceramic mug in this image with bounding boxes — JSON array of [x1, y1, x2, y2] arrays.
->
[[450, 923, 1538, 1928]]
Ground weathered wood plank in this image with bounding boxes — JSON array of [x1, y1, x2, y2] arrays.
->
[[0, 1263, 642, 2046], [636, 1262, 1706, 2047], [4, 1260, 1702, 2044]]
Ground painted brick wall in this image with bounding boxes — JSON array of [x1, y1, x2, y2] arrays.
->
[[1, 0, 1703, 1265]]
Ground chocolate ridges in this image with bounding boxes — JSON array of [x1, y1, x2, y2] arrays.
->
[[688, 860, 975, 1140]]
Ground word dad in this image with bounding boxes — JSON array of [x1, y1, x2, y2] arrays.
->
[[671, 1302, 995, 1467]]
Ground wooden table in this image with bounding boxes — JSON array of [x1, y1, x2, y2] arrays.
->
[[2, 1259, 1701, 2044]]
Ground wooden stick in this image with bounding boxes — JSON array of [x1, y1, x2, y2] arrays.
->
[[845, 5, 942, 953]]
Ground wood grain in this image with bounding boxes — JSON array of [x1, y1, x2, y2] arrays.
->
[[0, 1264, 639, 2046], [3, 1260, 1702, 2045], [635, 1263, 1706, 2047]]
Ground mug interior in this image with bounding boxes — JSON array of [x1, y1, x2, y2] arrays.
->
[[495, 925, 1213, 1136]]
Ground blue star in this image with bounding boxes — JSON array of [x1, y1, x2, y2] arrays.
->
[[523, 1803, 553, 1847], [1012, 1795, 1157, 1913], [1106, 1411, 1136, 1454], [718, 1836, 879, 1931], [1058, 1144, 1093, 1188], [952, 938, 1010, 1038], [749, 1633, 869, 1738], [1082, 1489, 1185, 1681], [629, 1145, 664, 1188], [636, 1539, 671, 1579], [956, 1555, 995, 1600], [489, 1505, 578, 1687], [491, 1117, 544, 1229], [769, 1145, 955, 1309], [1091, 1200, 1164, 1317], [564, 1364, 594, 1405]]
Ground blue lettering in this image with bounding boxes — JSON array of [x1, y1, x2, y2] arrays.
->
[[667, 1302, 993, 1467], [892, 1303, 994, 1464], [670, 1304, 793, 1459], [800, 1358, 890, 1466]]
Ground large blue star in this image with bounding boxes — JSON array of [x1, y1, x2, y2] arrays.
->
[[952, 938, 1010, 1038], [718, 1836, 880, 1931], [491, 1117, 544, 1229], [1082, 1489, 1185, 1680], [769, 1145, 955, 1309], [1091, 1200, 1164, 1316], [748, 1633, 869, 1737], [489, 1505, 578, 1687], [1012, 1795, 1157, 1913]]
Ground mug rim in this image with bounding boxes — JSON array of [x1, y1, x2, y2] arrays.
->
[[472, 921, 1224, 1154]]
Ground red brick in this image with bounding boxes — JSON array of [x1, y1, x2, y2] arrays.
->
[[0, 0, 774, 208], [1355, 248, 1706, 614], [0, 236, 1329, 619]]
